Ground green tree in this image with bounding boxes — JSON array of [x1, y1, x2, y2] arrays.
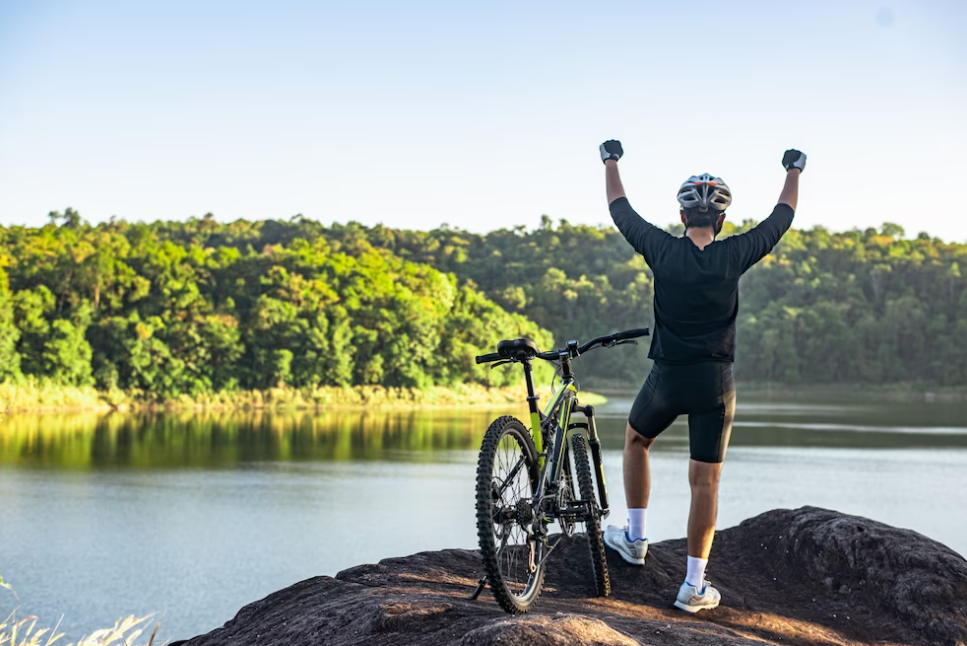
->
[[2, 208, 964, 397], [0, 264, 21, 380], [43, 318, 94, 386]]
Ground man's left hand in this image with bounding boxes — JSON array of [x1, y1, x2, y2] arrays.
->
[[782, 149, 807, 172], [601, 140, 624, 164]]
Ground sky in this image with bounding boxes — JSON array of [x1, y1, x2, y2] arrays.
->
[[1, 0, 966, 240]]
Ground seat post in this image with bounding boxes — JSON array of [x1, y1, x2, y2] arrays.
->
[[522, 358, 539, 414]]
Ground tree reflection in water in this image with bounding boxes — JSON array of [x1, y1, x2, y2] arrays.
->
[[0, 408, 528, 469]]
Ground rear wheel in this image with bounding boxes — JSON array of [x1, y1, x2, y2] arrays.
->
[[571, 433, 611, 597], [475, 416, 545, 614]]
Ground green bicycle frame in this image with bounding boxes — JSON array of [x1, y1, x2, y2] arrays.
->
[[520, 355, 610, 516]]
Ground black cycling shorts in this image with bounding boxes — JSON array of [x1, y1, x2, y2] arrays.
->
[[628, 361, 735, 464]]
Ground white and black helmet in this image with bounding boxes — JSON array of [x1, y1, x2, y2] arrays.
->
[[677, 174, 732, 212]]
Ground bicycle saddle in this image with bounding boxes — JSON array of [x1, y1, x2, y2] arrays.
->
[[496, 337, 540, 359]]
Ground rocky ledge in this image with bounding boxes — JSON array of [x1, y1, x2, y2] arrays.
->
[[177, 507, 967, 646]]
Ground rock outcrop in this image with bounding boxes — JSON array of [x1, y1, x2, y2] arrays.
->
[[176, 507, 967, 646]]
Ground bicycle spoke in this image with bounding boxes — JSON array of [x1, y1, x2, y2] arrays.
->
[[492, 434, 527, 593], [494, 457, 526, 498]]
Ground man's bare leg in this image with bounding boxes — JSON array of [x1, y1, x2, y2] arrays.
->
[[687, 459, 722, 559], [670, 459, 725, 611], [623, 423, 655, 508], [623, 423, 655, 543], [603, 423, 656, 564]]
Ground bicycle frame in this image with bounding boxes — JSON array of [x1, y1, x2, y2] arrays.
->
[[519, 355, 610, 518]]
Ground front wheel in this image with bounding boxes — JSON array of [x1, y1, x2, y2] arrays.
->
[[475, 415, 545, 614], [571, 433, 611, 597]]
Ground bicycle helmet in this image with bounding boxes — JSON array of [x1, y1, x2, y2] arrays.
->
[[677, 174, 732, 212]]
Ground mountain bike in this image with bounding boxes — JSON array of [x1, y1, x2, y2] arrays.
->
[[469, 328, 650, 614]]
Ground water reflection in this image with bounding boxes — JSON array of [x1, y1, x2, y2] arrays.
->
[[597, 398, 967, 451], [1, 399, 966, 468], [0, 408, 526, 468], [2, 399, 966, 643]]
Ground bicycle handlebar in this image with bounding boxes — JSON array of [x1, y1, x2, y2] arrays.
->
[[612, 328, 651, 342], [474, 328, 649, 364], [543, 327, 651, 359]]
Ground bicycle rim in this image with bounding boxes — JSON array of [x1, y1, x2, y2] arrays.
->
[[475, 416, 545, 613]]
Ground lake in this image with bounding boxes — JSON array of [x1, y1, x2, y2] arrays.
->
[[1, 396, 966, 643]]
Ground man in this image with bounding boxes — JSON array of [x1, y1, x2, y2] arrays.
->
[[598, 140, 805, 613]]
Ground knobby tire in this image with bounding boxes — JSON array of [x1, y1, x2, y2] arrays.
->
[[570, 433, 611, 597], [475, 415, 544, 614]]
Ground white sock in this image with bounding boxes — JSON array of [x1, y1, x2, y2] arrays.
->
[[685, 556, 708, 588], [627, 508, 647, 541]]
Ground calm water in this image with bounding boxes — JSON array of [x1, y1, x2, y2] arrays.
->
[[1, 397, 966, 642]]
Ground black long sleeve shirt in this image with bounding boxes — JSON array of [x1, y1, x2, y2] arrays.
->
[[609, 197, 795, 364]]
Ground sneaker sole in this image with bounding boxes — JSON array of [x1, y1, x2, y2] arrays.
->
[[603, 534, 645, 565], [673, 598, 720, 613]]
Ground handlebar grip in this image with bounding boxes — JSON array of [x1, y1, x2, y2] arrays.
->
[[613, 328, 650, 341], [475, 352, 501, 364]]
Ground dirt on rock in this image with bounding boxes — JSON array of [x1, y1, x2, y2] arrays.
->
[[176, 507, 967, 646]]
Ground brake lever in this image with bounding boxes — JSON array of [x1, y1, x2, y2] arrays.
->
[[490, 359, 514, 369], [613, 340, 638, 346]]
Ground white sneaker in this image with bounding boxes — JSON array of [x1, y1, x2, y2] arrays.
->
[[673, 580, 721, 613], [603, 525, 648, 565]]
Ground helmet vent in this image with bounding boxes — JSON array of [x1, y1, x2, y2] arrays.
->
[[677, 174, 732, 212]]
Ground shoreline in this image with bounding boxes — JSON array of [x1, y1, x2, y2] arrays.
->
[[0, 382, 610, 415], [1, 380, 964, 416], [596, 381, 967, 403]]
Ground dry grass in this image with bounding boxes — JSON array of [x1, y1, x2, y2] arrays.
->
[[165, 383, 528, 409], [0, 381, 531, 412], [0, 379, 105, 413], [0, 580, 162, 646], [0, 379, 607, 413], [0, 611, 161, 646]]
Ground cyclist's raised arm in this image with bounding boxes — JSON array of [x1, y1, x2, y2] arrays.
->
[[778, 149, 804, 210], [728, 149, 806, 273], [602, 140, 627, 204], [601, 140, 672, 265]]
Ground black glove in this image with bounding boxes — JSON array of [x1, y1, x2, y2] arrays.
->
[[782, 149, 807, 172], [600, 140, 623, 164]]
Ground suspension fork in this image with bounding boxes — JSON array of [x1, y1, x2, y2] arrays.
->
[[573, 404, 610, 515]]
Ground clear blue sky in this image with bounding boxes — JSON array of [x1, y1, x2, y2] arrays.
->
[[1, 0, 965, 240]]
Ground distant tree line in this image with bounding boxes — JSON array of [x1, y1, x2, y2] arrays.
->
[[264, 214, 967, 387], [1, 209, 965, 397], [0, 210, 551, 399]]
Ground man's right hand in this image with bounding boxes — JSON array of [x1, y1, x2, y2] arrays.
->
[[600, 140, 624, 164], [782, 149, 807, 172]]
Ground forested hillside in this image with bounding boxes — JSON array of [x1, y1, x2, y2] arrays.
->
[[0, 210, 552, 400], [342, 216, 967, 386], [1, 209, 965, 400], [153, 211, 966, 387]]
